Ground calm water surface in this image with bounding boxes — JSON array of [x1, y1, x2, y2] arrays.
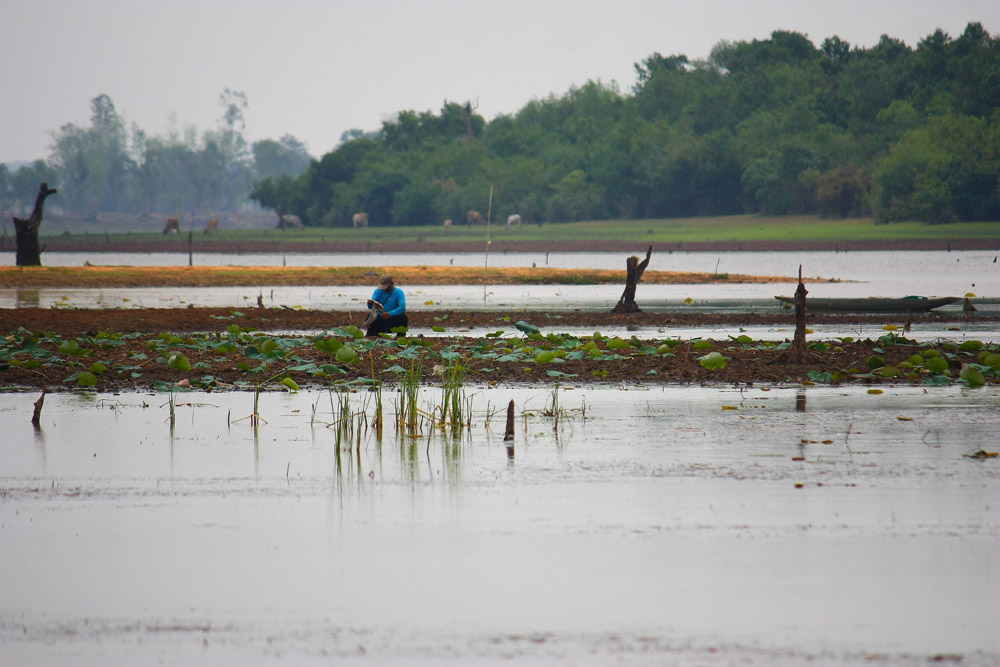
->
[[2, 385, 998, 665]]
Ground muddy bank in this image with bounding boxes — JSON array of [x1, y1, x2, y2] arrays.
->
[[2, 306, 985, 336], [0, 265, 796, 289]]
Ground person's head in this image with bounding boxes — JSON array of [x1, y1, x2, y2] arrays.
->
[[378, 274, 394, 292]]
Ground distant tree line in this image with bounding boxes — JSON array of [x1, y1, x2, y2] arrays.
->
[[253, 23, 1000, 227], [0, 89, 311, 222], [4, 24, 998, 228]]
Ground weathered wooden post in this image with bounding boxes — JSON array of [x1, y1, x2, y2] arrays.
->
[[612, 245, 652, 313], [504, 400, 515, 441], [789, 265, 808, 361], [31, 390, 45, 426], [504, 399, 515, 462]]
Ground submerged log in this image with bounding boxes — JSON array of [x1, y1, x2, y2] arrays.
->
[[13, 182, 58, 267], [612, 245, 653, 313]]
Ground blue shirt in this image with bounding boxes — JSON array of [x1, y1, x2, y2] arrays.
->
[[370, 286, 406, 317]]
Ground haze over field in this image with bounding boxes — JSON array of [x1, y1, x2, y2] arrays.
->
[[2, 0, 999, 164]]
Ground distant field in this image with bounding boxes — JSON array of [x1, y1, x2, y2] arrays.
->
[[29, 215, 997, 244]]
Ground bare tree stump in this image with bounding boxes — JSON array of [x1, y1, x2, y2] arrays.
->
[[13, 182, 57, 267], [788, 265, 809, 361], [612, 245, 652, 313]]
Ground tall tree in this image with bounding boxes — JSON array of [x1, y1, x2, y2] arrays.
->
[[49, 94, 127, 220]]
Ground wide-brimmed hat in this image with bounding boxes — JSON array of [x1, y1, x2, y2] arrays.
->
[[378, 274, 393, 288]]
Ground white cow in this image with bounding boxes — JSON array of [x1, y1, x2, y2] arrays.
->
[[506, 214, 522, 229], [353, 212, 369, 229]]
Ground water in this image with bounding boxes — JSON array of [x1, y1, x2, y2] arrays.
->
[[2, 385, 999, 665], [3, 250, 999, 314]]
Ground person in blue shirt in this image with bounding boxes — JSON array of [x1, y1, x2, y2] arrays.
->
[[366, 273, 408, 336]]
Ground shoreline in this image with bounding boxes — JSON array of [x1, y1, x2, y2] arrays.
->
[[4, 306, 992, 336], [14, 237, 1000, 255]]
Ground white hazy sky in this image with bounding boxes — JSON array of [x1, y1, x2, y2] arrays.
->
[[2, 0, 998, 164]]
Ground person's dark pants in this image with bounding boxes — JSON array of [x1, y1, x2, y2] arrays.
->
[[366, 313, 409, 337]]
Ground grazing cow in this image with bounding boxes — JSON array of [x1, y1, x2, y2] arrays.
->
[[506, 214, 521, 229], [443, 219, 452, 230], [277, 214, 304, 230], [162, 217, 180, 234], [353, 212, 369, 229], [466, 210, 485, 225], [204, 217, 219, 234]]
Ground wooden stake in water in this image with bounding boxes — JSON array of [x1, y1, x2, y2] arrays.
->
[[504, 399, 515, 441], [484, 184, 493, 303], [31, 390, 45, 426]]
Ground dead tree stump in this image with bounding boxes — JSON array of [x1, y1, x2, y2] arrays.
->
[[13, 182, 58, 267], [612, 245, 652, 313], [788, 265, 809, 361]]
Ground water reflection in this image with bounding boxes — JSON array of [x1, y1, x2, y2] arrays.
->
[[16, 289, 40, 307]]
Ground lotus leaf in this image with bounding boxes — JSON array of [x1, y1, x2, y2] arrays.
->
[[924, 357, 949, 373], [959, 365, 986, 388], [335, 346, 359, 364], [699, 351, 727, 370], [58, 340, 81, 355], [534, 350, 556, 363], [166, 353, 192, 372], [515, 321, 540, 335]]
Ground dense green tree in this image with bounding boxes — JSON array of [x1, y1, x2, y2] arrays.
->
[[15, 23, 1000, 226]]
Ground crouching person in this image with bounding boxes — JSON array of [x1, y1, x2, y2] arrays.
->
[[366, 274, 408, 336]]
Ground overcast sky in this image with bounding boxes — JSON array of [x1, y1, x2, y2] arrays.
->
[[2, 0, 998, 164]]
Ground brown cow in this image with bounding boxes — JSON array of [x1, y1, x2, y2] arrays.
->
[[162, 217, 180, 234], [443, 219, 452, 230], [466, 210, 485, 225], [204, 217, 219, 234], [353, 212, 369, 229], [277, 214, 304, 229]]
